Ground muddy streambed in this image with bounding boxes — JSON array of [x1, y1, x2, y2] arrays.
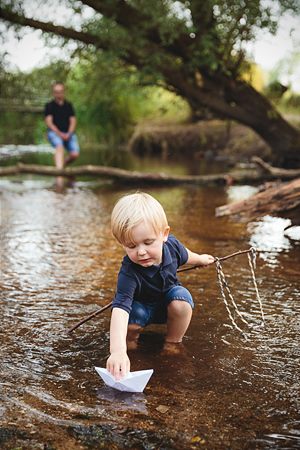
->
[[0, 152, 300, 449]]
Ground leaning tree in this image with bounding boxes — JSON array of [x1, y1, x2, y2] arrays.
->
[[1, 0, 300, 166]]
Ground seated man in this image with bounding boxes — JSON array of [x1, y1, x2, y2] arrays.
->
[[44, 82, 80, 169]]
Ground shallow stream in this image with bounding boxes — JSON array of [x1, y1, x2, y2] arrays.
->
[[0, 145, 299, 449]]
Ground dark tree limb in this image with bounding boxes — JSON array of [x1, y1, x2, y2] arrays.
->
[[0, 7, 107, 48]]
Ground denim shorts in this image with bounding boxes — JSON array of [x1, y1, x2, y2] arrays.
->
[[47, 130, 80, 154], [128, 285, 194, 327]]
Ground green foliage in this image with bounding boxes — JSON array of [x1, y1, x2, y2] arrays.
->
[[0, 111, 42, 144], [0, 52, 190, 145], [263, 51, 300, 112], [1, 0, 299, 150], [0, 59, 70, 100], [3, 0, 299, 79], [264, 80, 288, 101], [67, 52, 190, 143], [272, 91, 300, 116], [66, 54, 135, 143], [0, 60, 71, 144]]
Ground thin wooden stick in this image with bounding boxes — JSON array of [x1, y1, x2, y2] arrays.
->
[[177, 248, 253, 273], [68, 248, 254, 333], [68, 301, 112, 333]]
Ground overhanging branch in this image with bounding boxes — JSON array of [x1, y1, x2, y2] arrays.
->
[[0, 6, 108, 48], [0, 5, 180, 71]]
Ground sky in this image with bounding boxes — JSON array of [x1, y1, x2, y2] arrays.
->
[[3, 10, 300, 92]]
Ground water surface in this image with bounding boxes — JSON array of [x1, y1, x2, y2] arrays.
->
[[0, 147, 300, 449]]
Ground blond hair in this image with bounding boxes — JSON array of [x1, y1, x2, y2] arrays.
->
[[111, 192, 168, 245]]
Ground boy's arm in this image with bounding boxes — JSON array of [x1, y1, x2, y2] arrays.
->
[[186, 248, 215, 266], [107, 307, 130, 380], [106, 269, 137, 379]]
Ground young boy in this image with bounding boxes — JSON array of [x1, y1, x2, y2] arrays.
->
[[106, 192, 215, 380]]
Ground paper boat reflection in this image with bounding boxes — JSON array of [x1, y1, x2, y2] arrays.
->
[[95, 367, 154, 393]]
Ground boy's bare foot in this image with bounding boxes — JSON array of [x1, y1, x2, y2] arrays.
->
[[162, 341, 185, 355], [126, 324, 142, 351], [126, 339, 139, 351]]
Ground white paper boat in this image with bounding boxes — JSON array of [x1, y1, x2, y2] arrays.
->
[[95, 367, 154, 393]]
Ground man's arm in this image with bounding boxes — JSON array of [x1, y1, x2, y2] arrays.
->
[[68, 116, 76, 135], [45, 115, 64, 137]]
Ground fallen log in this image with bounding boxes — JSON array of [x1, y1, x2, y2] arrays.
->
[[0, 161, 296, 185], [216, 177, 300, 219]]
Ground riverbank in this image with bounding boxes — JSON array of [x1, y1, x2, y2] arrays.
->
[[128, 119, 271, 164], [129, 115, 300, 166]]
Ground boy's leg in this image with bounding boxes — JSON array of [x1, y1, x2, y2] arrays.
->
[[127, 324, 142, 349], [164, 286, 194, 343], [127, 301, 150, 349], [166, 300, 193, 343]]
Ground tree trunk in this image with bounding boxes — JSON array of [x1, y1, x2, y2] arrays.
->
[[164, 69, 300, 167], [223, 79, 300, 167]]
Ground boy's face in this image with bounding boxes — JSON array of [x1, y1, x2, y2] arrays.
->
[[123, 221, 170, 267]]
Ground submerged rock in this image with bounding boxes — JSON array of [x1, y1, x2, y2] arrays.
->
[[68, 424, 180, 449]]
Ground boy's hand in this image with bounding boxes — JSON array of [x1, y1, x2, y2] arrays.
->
[[186, 249, 215, 267], [106, 351, 130, 380], [198, 254, 215, 266]]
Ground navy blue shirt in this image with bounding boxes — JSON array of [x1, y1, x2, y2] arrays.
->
[[112, 234, 188, 314]]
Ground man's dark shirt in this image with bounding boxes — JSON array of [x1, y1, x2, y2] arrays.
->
[[44, 100, 75, 132], [112, 234, 188, 314]]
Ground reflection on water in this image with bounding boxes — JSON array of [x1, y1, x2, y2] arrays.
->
[[227, 184, 258, 202], [249, 215, 291, 251], [0, 142, 229, 176], [0, 143, 53, 159], [248, 215, 300, 267], [0, 151, 300, 449], [96, 387, 148, 414]]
